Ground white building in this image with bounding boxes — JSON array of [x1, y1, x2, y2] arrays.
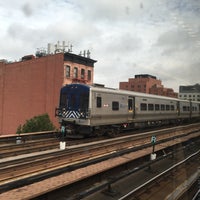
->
[[179, 84, 200, 101]]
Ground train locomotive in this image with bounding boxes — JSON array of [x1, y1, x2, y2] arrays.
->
[[55, 83, 200, 137]]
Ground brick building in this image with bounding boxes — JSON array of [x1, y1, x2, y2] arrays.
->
[[0, 51, 96, 135], [119, 74, 178, 98]]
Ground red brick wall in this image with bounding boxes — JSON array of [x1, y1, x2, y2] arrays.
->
[[0, 53, 64, 135], [119, 77, 162, 93]]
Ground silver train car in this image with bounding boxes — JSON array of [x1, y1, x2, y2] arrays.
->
[[55, 83, 200, 137]]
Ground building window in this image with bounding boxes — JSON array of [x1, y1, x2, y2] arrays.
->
[[74, 67, 78, 78], [65, 65, 70, 78], [88, 70, 91, 81], [81, 69, 85, 79]]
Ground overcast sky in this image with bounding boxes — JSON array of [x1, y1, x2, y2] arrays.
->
[[0, 0, 200, 92]]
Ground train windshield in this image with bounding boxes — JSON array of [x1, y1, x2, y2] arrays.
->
[[59, 84, 89, 112], [60, 93, 68, 108]]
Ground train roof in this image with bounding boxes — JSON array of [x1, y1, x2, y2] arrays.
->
[[62, 83, 200, 104], [90, 84, 180, 101]]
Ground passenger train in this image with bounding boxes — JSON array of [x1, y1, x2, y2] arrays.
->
[[55, 83, 200, 137]]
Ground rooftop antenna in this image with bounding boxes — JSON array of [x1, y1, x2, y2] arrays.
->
[[87, 50, 90, 58]]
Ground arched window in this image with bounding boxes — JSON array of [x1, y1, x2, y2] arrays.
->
[[65, 65, 70, 78], [74, 67, 78, 78]]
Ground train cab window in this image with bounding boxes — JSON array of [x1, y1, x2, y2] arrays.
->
[[161, 104, 165, 111], [171, 105, 175, 111], [166, 105, 170, 111], [80, 93, 89, 111], [112, 101, 119, 111], [148, 104, 154, 111], [96, 97, 102, 108], [71, 94, 76, 109], [140, 103, 147, 111], [155, 104, 160, 111], [60, 93, 68, 108]]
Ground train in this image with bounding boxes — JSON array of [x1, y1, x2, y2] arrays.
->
[[55, 83, 200, 138]]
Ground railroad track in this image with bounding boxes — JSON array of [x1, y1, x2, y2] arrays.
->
[[0, 138, 59, 158], [1, 123, 199, 159], [0, 133, 103, 158], [0, 131, 56, 145], [118, 150, 200, 200], [0, 123, 200, 197]]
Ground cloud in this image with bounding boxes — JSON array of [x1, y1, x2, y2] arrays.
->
[[21, 3, 33, 17], [0, 0, 199, 92]]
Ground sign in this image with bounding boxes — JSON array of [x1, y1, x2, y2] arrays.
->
[[151, 135, 156, 144], [61, 126, 65, 133]]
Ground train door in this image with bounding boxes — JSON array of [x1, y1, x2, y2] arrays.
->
[[128, 96, 135, 119], [177, 101, 180, 116], [189, 101, 192, 119], [199, 104, 200, 115]]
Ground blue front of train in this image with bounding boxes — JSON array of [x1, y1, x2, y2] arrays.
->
[[55, 84, 90, 136]]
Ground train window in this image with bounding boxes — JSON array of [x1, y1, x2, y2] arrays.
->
[[148, 104, 154, 111], [71, 94, 76, 109], [183, 106, 187, 111], [161, 104, 165, 111], [140, 103, 147, 111], [171, 105, 175, 111], [80, 93, 89, 111], [96, 97, 102, 108], [155, 104, 160, 111], [60, 93, 68, 108], [166, 105, 170, 111], [128, 99, 133, 110], [112, 101, 119, 111]]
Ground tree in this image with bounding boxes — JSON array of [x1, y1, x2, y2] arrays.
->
[[16, 113, 55, 134]]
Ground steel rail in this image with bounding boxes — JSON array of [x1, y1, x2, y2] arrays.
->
[[0, 124, 199, 193], [118, 150, 200, 200]]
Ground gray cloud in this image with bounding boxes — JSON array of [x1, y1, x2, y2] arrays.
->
[[0, 0, 199, 92], [21, 3, 33, 17]]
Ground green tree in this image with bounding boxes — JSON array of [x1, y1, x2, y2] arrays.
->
[[16, 113, 55, 134]]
